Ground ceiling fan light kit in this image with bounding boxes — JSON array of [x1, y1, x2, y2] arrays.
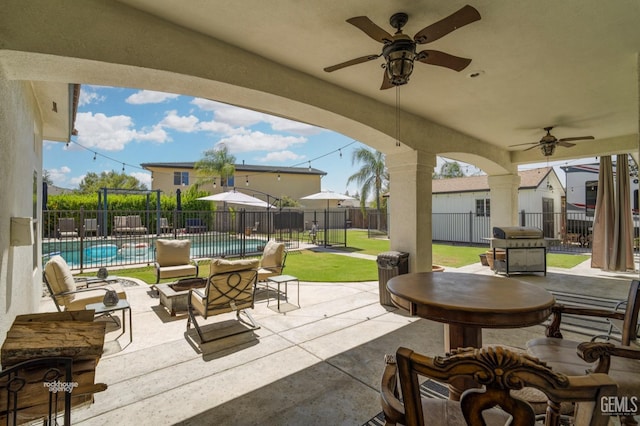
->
[[324, 5, 481, 89]]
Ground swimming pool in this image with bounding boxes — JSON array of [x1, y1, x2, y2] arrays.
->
[[56, 237, 268, 269]]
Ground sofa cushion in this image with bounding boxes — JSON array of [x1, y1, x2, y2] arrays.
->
[[156, 239, 191, 266], [44, 255, 77, 305]]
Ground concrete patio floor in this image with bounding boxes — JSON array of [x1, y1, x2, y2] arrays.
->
[[39, 257, 638, 425]]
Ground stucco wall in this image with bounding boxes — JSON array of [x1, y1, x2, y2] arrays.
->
[[0, 69, 43, 342]]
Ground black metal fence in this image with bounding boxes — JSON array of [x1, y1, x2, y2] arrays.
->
[[43, 208, 349, 271]]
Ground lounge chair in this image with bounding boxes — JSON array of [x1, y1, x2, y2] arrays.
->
[[381, 345, 617, 426], [187, 258, 260, 343], [83, 218, 99, 237], [159, 217, 173, 233], [43, 255, 125, 312], [57, 217, 78, 239], [185, 218, 207, 233], [113, 215, 147, 235], [257, 240, 287, 282], [154, 239, 199, 284]]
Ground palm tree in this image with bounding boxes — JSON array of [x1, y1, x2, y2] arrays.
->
[[347, 147, 387, 211], [194, 144, 236, 191]]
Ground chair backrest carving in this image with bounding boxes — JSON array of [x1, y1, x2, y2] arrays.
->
[[386, 345, 617, 426]]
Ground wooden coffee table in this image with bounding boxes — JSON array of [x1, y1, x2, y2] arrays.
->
[[156, 277, 206, 316]]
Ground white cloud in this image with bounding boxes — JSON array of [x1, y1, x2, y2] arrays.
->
[[159, 110, 200, 132], [130, 171, 152, 188], [258, 150, 305, 163], [218, 131, 307, 153], [78, 90, 105, 107], [126, 90, 179, 105], [75, 112, 171, 150], [191, 97, 323, 135], [68, 175, 85, 187], [197, 120, 243, 135], [46, 166, 72, 185]]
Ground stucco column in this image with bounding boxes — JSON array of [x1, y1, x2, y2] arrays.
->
[[487, 174, 521, 228], [386, 149, 436, 273]]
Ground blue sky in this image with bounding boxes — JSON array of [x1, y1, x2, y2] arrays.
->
[[43, 85, 586, 194], [43, 85, 370, 195]]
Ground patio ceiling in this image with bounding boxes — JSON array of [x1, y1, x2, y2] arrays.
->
[[114, 0, 640, 165], [2, 1, 639, 168]]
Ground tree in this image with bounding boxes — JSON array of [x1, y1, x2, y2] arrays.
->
[[43, 170, 54, 185], [434, 161, 465, 179], [77, 170, 147, 194], [194, 144, 236, 191], [347, 148, 388, 211]]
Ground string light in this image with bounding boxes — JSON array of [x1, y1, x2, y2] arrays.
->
[[93, 152, 97, 161], [245, 175, 249, 186], [277, 173, 281, 181], [122, 163, 125, 172], [308, 161, 312, 171], [213, 178, 217, 188], [339, 149, 342, 158]]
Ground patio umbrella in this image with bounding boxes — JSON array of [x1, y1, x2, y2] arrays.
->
[[591, 156, 615, 269], [300, 190, 356, 209], [197, 189, 274, 208]]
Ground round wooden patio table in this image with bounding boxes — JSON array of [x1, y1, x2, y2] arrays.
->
[[387, 271, 555, 400]]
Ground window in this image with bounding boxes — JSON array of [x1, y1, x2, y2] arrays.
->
[[173, 172, 189, 186], [476, 199, 490, 217], [221, 175, 235, 187], [585, 180, 597, 217]]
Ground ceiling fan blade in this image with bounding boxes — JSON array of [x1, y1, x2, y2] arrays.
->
[[346, 16, 394, 43], [414, 5, 481, 44], [380, 71, 394, 90], [323, 54, 380, 73], [523, 144, 542, 152], [509, 141, 540, 148], [558, 136, 595, 142], [557, 141, 576, 148], [416, 50, 472, 71]]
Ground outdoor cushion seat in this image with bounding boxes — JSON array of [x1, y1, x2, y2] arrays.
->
[[154, 239, 199, 283], [57, 217, 78, 239], [187, 258, 260, 343], [257, 240, 287, 282], [43, 255, 125, 311]]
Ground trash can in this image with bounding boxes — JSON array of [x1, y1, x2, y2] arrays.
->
[[377, 251, 409, 306]]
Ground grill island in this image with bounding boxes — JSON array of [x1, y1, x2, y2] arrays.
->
[[489, 226, 547, 276]]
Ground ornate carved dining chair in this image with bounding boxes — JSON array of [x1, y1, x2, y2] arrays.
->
[[380, 345, 617, 426], [526, 279, 640, 426]]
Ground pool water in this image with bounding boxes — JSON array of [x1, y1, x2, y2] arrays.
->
[[59, 238, 268, 269]]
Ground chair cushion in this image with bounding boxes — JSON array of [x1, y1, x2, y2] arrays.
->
[[527, 337, 640, 397], [261, 240, 284, 268], [64, 284, 127, 311], [44, 255, 77, 304], [420, 398, 510, 426], [114, 216, 127, 229], [210, 258, 259, 274], [156, 239, 191, 266], [159, 265, 198, 280]]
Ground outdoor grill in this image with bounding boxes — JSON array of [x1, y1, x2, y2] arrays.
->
[[489, 226, 547, 276]]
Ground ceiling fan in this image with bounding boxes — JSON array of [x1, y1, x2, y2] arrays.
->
[[510, 127, 595, 157], [323, 5, 481, 89]]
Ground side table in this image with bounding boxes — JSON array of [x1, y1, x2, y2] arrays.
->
[[86, 299, 132, 344], [266, 275, 300, 312]]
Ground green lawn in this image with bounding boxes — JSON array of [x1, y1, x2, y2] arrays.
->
[[87, 230, 590, 283]]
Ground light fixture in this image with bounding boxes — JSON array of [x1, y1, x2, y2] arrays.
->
[[122, 163, 125, 172], [277, 173, 281, 181], [383, 39, 416, 86], [339, 149, 342, 159], [213, 178, 217, 189], [540, 144, 555, 157], [93, 152, 97, 161], [245, 175, 249, 186], [308, 161, 312, 171]]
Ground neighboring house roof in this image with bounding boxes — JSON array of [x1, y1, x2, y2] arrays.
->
[[140, 162, 326, 176], [432, 167, 555, 194]]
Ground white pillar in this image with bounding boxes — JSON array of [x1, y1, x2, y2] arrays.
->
[[488, 174, 521, 228], [386, 149, 436, 273]]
